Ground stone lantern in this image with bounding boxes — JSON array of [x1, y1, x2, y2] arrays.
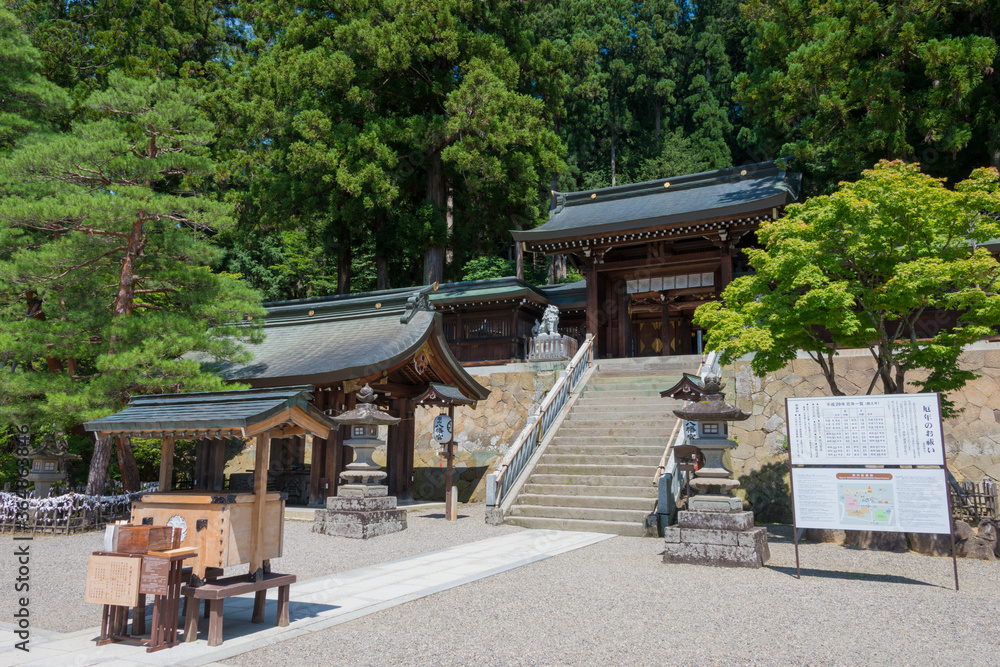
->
[[26, 434, 81, 498], [660, 373, 769, 568], [312, 384, 407, 538]]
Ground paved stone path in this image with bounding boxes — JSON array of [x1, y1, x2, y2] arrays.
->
[[0, 529, 611, 667]]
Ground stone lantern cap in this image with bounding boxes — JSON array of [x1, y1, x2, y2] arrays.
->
[[670, 375, 750, 422], [26, 434, 82, 462], [332, 384, 401, 426]]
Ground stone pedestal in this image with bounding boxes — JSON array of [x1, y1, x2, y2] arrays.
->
[[312, 485, 406, 539], [663, 510, 770, 568]]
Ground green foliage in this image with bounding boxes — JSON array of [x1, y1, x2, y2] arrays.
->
[[737, 0, 1000, 192], [0, 73, 264, 431], [696, 161, 1000, 414], [0, 6, 68, 152]]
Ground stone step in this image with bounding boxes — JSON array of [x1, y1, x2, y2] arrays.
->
[[528, 473, 653, 487], [574, 395, 675, 405], [542, 454, 663, 467], [586, 377, 681, 387], [515, 493, 656, 511], [547, 442, 666, 456], [554, 425, 677, 437], [534, 463, 654, 477], [522, 483, 659, 498], [508, 503, 650, 523], [565, 410, 668, 421], [503, 515, 647, 537]]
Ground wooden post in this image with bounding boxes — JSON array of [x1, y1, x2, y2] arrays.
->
[[211, 438, 225, 491], [585, 257, 598, 337], [720, 243, 733, 288], [445, 405, 456, 521], [387, 399, 403, 497], [660, 296, 671, 357], [250, 431, 270, 582], [403, 399, 416, 502], [617, 280, 630, 358], [159, 437, 175, 492]]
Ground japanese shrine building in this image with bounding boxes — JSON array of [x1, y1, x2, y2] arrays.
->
[[511, 160, 802, 358]]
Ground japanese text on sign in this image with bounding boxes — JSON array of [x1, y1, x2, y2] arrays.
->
[[787, 394, 943, 466]]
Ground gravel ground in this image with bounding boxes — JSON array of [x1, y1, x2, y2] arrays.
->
[[224, 525, 1000, 667], [0, 504, 520, 633]]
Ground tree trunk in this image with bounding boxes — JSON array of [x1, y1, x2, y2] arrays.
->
[[112, 216, 147, 317], [115, 435, 141, 493], [610, 130, 617, 187], [86, 435, 114, 495], [424, 150, 446, 285], [547, 254, 567, 284], [338, 235, 352, 295]]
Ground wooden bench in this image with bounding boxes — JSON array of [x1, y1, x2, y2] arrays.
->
[[181, 572, 296, 646]]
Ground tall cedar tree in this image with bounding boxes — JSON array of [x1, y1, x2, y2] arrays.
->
[[0, 73, 264, 491], [737, 0, 999, 193], [214, 0, 564, 293]]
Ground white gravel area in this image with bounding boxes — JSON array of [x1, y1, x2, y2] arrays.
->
[[224, 525, 1000, 667], [0, 504, 520, 633]]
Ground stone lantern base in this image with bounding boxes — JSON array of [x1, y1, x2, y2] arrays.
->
[[663, 509, 770, 568], [312, 485, 407, 539]]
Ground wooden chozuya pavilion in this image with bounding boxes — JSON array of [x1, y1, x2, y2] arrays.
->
[[212, 285, 491, 505], [84, 386, 338, 582], [511, 160, 801, 358]]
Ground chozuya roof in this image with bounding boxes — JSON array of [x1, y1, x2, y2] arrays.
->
[[209, 285, 490, 401], [511, 160, 801, 244], [83, 385, 337, 437], [334, 384, 401, 426], [670, 375, 751, 422]]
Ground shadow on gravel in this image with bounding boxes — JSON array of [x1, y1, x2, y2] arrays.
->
[[767, 565, 942, 588], [423, 513, 470, 520]]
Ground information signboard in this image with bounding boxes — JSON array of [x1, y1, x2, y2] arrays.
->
[[787, 394, 943, 466], [85, 554, 141, 607], [790, 467, 951, 534]]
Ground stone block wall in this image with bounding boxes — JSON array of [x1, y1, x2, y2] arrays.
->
[[411, 361, 563, 502], [722, 343, 1000, 521]]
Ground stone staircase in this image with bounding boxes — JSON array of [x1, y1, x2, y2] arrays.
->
[[504, 356, 701, 536]]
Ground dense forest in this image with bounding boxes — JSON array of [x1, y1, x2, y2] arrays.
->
[[1, 0, 998, 481]]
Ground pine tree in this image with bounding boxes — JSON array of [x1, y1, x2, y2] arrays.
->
[[0, 73, 264, 490]]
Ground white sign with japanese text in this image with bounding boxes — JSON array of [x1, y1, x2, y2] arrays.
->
[[791, 467, 951, 534], [787, 394, 944, 466]]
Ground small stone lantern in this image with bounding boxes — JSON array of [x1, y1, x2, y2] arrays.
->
[[312, 384, 407, 538], [26, 434, 81, 498], [660, 373, 769, 568]]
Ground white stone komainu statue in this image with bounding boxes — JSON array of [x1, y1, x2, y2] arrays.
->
[[528, 305, 577, 360]]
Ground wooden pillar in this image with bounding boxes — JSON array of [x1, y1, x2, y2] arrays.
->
[[387, 398, 403, 497], [679, 316, 692, 354], [194, 439, 207, 490], [445, 405, 456, 520], [617, 280, 630, 358], [211, 438, 225, 491], [720, 243, 733, 288], [159, 436, 174, 492], [250, 431, 270, 582], [327, 389, 345, 499], [585, 257, 598, 337], [660, 296, 671, 357], [402, 399, 415, 502]]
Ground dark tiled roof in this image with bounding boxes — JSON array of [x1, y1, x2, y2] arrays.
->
[[536, 280, 587, 309], [512, 161, 801, 243], [214, 310, 437, 384], [83, 386, 334, 433]]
